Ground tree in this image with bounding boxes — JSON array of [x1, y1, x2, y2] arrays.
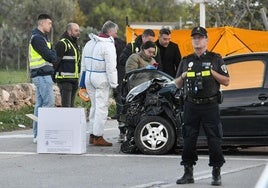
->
[[0, 0, 86, 70], [205, 0, 268, 29], [1, 0, 267, 70], [73, 0, 87, 27]]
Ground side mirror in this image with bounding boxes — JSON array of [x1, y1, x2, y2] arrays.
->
[[258, 93, 268, 105]]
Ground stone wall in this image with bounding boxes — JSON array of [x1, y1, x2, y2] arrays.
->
[[0, 83, 61, 111]]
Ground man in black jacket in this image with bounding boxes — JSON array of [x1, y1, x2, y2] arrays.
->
[[156, 28, 181, 78], [29, 14, 57, 143], [113, 37, 127, 142], [55, 23, 81, 107]]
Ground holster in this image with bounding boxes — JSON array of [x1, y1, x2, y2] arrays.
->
[[217, 90, 223, 104]]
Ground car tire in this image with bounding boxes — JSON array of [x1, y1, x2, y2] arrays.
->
[[134, 116, 175, 155]]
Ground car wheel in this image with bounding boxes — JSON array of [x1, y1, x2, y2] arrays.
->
[[134, 116, 175, 155]]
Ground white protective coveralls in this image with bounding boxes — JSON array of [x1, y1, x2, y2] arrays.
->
[[81, 33, 118, 136]]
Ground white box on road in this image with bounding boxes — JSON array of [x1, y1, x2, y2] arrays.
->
[[37, 107, 87, 154]]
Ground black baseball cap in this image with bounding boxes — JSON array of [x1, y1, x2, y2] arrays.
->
[[191, 26, 207, 37]]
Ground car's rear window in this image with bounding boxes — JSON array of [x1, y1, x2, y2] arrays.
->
[[221, 60, 265, 90]]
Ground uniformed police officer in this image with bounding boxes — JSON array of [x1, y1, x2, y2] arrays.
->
[[55, 23, 81, 107], [174, 26, 230, 186]]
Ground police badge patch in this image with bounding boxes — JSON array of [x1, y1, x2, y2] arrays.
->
[[188, 62, 193, 68], [221, 65, 228, 73]]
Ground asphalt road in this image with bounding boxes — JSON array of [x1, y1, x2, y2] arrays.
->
[[0, 119, 267, 188]]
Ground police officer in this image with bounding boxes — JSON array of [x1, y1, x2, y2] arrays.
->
[[174, 26, 230, 186], [29, 14, 57, 143], [55, 23, 81, 107]]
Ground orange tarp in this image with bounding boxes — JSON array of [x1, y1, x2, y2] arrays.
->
[[125, 26, 268, 57]]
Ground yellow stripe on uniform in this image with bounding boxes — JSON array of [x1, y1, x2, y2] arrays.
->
[[201, 70, 211, 76], [187, 72, 195, 77]]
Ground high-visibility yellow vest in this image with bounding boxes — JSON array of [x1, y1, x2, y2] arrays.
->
[[55, 38, 80, 79], [29, 38, 53, 69]]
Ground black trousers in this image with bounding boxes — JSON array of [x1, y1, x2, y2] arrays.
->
[[113, 82, 126, 134], [57, 81, 78, 107], [180, 101, 225, 167], [114, 82, 123, 117]]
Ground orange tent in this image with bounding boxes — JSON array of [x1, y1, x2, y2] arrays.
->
[[125, 26, 268, 57]]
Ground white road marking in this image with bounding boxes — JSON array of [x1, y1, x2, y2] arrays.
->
[[129, 163, 267, 188], [0, 145, 266, 188], [0, 134, 32, 138], [0, 151, 36, 155], [0, 151, 267, 162]]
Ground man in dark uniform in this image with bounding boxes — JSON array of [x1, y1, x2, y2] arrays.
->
[[55, 23, 81, 107], [114, 37, 127, 142], [156, 28, 181, 78], [174, 26, 230, 186]]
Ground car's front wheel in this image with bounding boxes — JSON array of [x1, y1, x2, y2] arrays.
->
[[134, 116, 175, 155]]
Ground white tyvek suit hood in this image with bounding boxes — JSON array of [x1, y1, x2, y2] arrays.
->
[[81, 33, 118, 88]]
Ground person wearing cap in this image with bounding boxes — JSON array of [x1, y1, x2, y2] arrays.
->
[[28, 14, 57, 143], [156, 28, 181, 78], [174, 26, 230, 186]]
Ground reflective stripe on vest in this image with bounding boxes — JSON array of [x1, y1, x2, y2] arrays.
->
[[55, 39, 80, 79], [29, 41, 53, 69]]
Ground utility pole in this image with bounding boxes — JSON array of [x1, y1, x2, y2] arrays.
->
[[199, 2, 205, 27], [260, 8, 268, 30], [192, 0, 215, 28]]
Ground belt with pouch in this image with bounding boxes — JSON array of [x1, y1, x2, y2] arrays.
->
[[186, 95, 218, 105]]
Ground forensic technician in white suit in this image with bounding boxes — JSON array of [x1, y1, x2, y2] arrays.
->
[[80, 20, 118, 146]]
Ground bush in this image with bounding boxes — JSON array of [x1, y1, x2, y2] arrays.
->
[[0, 106, 34, 132]]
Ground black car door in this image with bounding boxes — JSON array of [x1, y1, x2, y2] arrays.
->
[[220, 54, 268, 137]]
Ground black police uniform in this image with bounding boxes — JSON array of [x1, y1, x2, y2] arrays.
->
[[176, 50, 229, 167]]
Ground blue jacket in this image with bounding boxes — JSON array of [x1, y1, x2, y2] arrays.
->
[[29, 28, 57, 78]]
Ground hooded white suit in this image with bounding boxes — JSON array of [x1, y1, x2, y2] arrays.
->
[[81, 33, 118, 136]]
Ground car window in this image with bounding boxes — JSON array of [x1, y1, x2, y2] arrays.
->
[[221, 60, 265, 91]]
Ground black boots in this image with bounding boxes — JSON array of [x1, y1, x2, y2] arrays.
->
[[176, 165, 194, 184], [176, 165, 222, 186], [211, 167, 221, 186]]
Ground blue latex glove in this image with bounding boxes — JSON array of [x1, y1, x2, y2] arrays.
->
[[145, 64, 157, 70], [79, 71, 86, 88]]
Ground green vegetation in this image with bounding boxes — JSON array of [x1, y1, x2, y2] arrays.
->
[[0, 98, 116, 133], [0, 106, 34, 132], [0, 69, 29, 85]]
